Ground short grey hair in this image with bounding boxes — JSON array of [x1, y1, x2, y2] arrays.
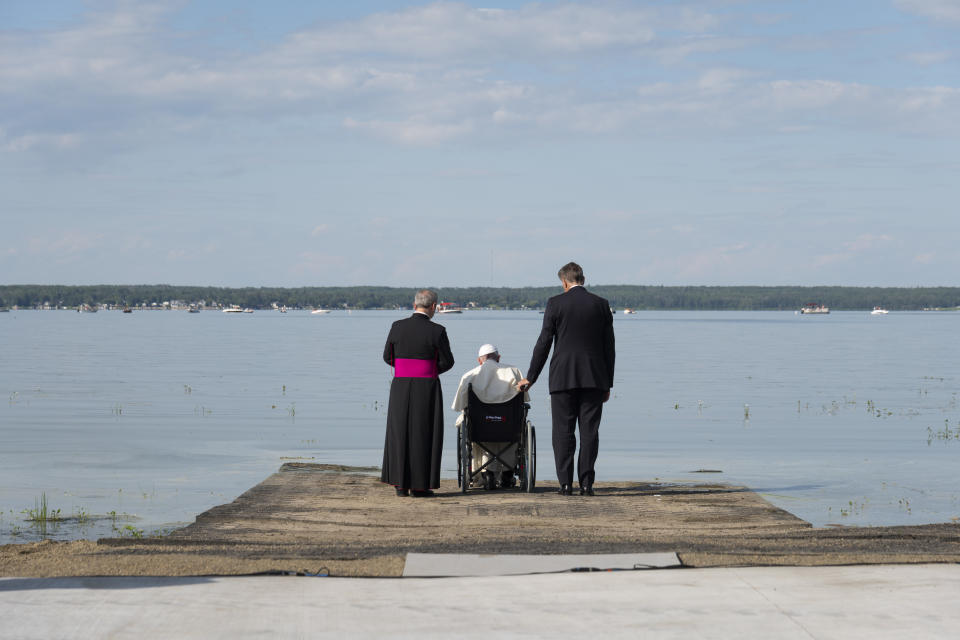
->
[[558, 262, 585, 285], [414, 289, 438, 309]]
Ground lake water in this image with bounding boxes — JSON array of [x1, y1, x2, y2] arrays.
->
[[1, 308, 958, 543]]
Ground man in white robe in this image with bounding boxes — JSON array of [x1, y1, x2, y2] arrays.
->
[[452, 344, 530, 489]]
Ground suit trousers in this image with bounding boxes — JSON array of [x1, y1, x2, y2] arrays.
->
[[550, 388, 604, 487]]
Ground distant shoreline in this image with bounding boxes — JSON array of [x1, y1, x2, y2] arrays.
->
[[2, 284, 960, 312]]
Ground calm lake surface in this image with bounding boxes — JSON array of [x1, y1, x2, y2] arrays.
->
[[1, 308, 958, 542]]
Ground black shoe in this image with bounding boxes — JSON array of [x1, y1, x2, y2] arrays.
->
[[411, 489, 436, 498], [579, 485, 594, 496], [395, 488, 409, 497], [557, 484, 573, 496]]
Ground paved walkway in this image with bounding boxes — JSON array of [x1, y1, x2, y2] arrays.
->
[[2, 564, 958, 638]]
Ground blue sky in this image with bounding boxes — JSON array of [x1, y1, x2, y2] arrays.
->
[[2, 0, 959, 287]]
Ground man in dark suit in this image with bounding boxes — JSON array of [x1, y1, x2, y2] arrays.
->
[[517, 262, 615, 496], [381, 289, 455, 497]]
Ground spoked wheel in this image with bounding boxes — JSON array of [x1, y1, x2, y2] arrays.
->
[[459, 423, 471, 493], [457, 423, 463, 490], [523, 422, 536, 493], [518, 424, 528, 492]]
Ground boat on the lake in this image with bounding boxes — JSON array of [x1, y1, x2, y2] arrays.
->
[[188, 305, 200, 313], [622, 308, 637, 314], [799, 303, 830, 314], [438, 302, 463, 314], [223, 306, 252, 314], [311, 309, 330, 315], [871, 307, 889, 315]]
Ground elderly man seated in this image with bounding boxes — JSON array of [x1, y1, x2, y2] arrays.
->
[[451, 343, 530, 490]]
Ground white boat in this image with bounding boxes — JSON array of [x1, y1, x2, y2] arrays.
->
[[311, 309, 330, 315], [871, 307, 889, 315], [438, 302, 463, 314], [222, 306, 252, 314], [800, 303, 830, 314], [622, 308, 637, 315]]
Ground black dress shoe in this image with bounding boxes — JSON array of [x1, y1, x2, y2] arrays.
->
[[395, 488, 409, 497], [557, 484, 573, 496], [411, 489, 436, 498], [579, 485, 595, 496]]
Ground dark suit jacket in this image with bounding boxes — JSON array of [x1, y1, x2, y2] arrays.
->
[[526, 286, 615, 393], [383, 313, 455, 373]]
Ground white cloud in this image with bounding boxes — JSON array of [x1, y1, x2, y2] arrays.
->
[[2, 132, 83, 152], [275, 3, 663, 58], [658, 242, 752, 279], [905, 50, 953, 65], [343, 117, 474, 145], [697, 68, 756, 93], [898, 86, 960, 111], [28, 231, 105, 255], [895, 0, 960, 22], [292, 251, 346, 276], [767, 80, 869, 110], [844, 233, 893, 252], [814, 234, 894, 267], [2, 1, 959, 155]]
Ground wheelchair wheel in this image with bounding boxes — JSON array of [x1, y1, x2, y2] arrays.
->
[[522, 422, 536, 493], [456, 423, 463, 490], [459, 423, 471, 493]]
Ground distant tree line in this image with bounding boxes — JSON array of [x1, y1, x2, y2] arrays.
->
[[2, 284, 960, 311]]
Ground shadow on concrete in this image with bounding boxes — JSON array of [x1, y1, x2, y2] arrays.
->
[[0, 576, 217, 592]]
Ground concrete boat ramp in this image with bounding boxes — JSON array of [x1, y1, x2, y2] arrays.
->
[[4, 463, 960, 576], [2, 463, 960, 637]]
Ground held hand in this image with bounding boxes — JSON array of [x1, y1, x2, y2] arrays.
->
[[602, 390, 610, 403], [516, 378, 531, 392]]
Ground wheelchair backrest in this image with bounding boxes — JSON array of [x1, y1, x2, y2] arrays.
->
[[466, 383, 525, 442]]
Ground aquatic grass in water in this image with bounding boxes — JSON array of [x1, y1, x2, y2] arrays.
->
[[927, 419, 960, 443], [23, 492, 62, 525], [23, 492, 63, 538]]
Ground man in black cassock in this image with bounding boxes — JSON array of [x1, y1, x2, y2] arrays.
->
[[381, 289, 455, 497]]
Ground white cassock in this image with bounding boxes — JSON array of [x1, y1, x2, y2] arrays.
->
[[451, 359, 531, 477]]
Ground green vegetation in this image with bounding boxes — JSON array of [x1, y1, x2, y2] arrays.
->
[[3, 284, 960, 310], [116, 524, 144, 538], [23, 493, 62, 525]]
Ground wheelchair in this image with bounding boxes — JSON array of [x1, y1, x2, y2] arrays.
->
[[457, 383, 536, 493]]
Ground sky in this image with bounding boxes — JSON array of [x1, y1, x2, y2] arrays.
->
[[1, 0, 959, 288]]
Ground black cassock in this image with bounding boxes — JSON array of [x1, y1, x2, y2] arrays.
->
[[381, 313, 455, 490]]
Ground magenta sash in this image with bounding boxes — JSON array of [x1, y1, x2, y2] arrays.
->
[[394, 358, 438, 378]]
